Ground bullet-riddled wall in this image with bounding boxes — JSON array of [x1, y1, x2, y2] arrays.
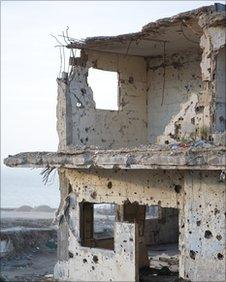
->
[[179, 171, 225, 281], [57, 50, 148, 151], [147, 48, 203, 144], [55, 168, 225, 281]]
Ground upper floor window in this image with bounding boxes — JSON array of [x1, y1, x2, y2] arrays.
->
[[87, 68, 118, 110]]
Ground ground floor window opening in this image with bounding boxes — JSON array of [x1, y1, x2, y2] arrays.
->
[[80, 202, 115, 250]]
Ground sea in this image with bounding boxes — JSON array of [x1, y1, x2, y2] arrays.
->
[[1, 166, 60, 209]]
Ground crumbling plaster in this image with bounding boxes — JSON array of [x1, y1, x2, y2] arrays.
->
[[147, 49, 203, 144], [55, 168, 225, 281], [4, 147, 225, 170], [148, 24, 225, 145], [58, 20, 225, 150], [199, 22, 226, 144], [57, 6, 225, 149], [3, 5, 226, 282]]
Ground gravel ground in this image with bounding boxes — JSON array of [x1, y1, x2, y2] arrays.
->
[[0, 210, 179, 281], [1, 249, 56, 282]]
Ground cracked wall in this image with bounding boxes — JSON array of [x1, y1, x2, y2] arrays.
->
[[55, 169, 182, 281], [147, 22, 225, 145]]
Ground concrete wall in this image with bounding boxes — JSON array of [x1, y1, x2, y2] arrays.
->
[[55, 224, 139, 281], [199, 25, 226, 144], [147, 49, 203, 144], [59, 48, 206, 148], [55, 168, 225, 281], [57, 171, 70, 262], [63, 168, 184, 209], [55, 169, 183, 281], [214, 46, 226, 134], [179, 171, 225, 281], [57, 32, 225, 149], [55, 19, 225, 282], [57, 50, 148, 151], [56, 20, 226, 149], [54, 192, 139, 281], [145, 208, 179, 245]]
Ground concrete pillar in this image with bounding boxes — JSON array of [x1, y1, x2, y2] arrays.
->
[[57, 170, 71, 261], [199, 25, 226, 140], [116, 202, 149, 269], [80, 202, 94, 247], [179, 171, 225, 281]]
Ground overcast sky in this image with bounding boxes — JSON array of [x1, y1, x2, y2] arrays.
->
[[1, 1, 224, 162]]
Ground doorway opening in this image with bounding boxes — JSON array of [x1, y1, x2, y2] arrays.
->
[[140, 206, 179, 281]]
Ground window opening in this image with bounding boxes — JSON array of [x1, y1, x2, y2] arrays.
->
[[80, 202, 115, 250], [141, 206, 179, 280], [87, 68, 118, 110]]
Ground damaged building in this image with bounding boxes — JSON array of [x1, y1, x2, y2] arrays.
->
[[4, 3, 226, 282]]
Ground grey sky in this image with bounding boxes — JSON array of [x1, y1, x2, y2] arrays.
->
[[1, 1, 224, 161]]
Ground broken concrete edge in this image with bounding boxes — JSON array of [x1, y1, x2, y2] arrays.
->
[[57, 12, 226, 149], [66, 4, 225, 49], [142, 3, 225, 30], [3, 146, 226, 170]]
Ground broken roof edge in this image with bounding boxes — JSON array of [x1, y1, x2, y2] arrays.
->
[[142, 3, 225, 31], [4, 146, 226, 171], [66, 3, 225, 50]]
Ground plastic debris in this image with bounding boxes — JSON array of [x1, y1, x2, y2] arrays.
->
[[192, 140, 212, 148], [170, 144, 179, 150]]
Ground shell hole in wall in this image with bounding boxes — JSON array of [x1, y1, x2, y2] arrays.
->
[[87, 68, 118, 110]]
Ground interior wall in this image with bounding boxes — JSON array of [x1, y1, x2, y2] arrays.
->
[[147, 49, 203, 144], [59, 50, 148, 150], [145, 208, 179, 245]]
